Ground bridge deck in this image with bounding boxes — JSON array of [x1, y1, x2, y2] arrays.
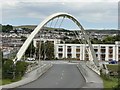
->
[[18, 64, 86, 88]]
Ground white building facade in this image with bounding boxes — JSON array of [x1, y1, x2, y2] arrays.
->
[[54, 41, 120, 61]]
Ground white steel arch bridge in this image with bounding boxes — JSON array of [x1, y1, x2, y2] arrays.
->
[[13, 12, 100, 69]]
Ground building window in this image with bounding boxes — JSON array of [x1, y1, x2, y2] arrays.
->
[[67, 46, 71, 52], [67, 49, 71, 52], [101, 46, 105, 48], [118, 47, 120, 53], [94, 49, 98, 52], [109, 55, 113, 58], [118, 55, 120, 59], [101, 49, 106, 53], [76, 49, 80, 52], [58, 53, 63, 58], [58, 48, 63, 52], [59, 46, 63, 48], [76, 54, 80, 60], [101, 54, 105, 61], [109, 49, 113, 54], [67, 46, 71, 48], [109, 46, 113, 54], [96, 54, 98, 57], [109, 46, 113, 49], [118, 46, 120, 50], [76, 54, 80, 58], [67, 54, 72, 58]]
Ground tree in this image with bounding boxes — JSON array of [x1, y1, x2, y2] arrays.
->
[[2, 24, 13, 33], [71, 39, 80, 44], [0, 51, 3, 67], [36, 41, 54, 60], [2, 58, 28, 79], [36, 42, 45, 59], [91, 38, 103, 44], [15, 61, 28, 77], [103, 36, 113, 44], [45, 41, 54, 60], [25, 41, 35, 57], [2, 59, 14, 79]]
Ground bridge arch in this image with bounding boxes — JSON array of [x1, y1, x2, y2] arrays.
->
[[14, 12, 99, 67]]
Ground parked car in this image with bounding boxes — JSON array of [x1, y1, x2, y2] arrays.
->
[[27, 58, 35, 61], [109, 60, 117, 64]]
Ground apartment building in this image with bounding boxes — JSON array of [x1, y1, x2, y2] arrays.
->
[[54, 41, 120, 61]]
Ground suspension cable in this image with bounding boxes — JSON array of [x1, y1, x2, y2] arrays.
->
[[59, 16, 65, 28], [73, 30, 82, 44], [80, 31, 90, 61], [54, 17, 59, 28], [73, 30, 90, 60], [38, 32, 41, 66], [43, 24, 46, 61], [50, 19, 53, 27], [30, 42, 32, 58]]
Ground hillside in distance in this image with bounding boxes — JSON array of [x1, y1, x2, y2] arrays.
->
[[14, 25, 37, 30], [13, 25, 120, 34]]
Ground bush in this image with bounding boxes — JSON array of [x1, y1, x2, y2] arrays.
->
[[2, 59, 28, 80], [2, 59, 14, 79], [15, 61, 28, 77]]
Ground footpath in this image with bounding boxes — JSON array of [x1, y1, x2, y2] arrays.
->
[[77, 61, 103, 88]]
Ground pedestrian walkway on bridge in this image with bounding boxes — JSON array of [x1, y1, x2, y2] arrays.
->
[[77, 61, 103, 88]]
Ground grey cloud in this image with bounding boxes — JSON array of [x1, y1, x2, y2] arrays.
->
[[2, 2, 117, 26]]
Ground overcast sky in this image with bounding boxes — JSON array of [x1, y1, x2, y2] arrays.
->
[[1, 0, 119, 29]]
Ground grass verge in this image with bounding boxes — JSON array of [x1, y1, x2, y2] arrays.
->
[[101, 75, 118, 89], [106, 64, 118, 72], [0, 77, 22, 85]]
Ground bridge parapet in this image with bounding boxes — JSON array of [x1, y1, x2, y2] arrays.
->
[[86, 61, 100, 75]]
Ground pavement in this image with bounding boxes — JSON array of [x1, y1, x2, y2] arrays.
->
[[77, 61, 103, 88], [18, 64, 86, 88]]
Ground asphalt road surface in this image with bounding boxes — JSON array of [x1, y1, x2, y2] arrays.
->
[[18, 64, 85, 88]]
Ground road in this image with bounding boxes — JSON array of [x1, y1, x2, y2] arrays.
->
[[18, 64, 85, 88]]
